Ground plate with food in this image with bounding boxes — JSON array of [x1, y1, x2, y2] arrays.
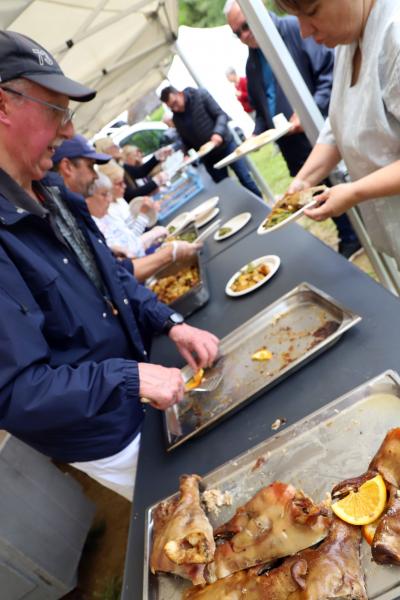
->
[[214, 212, 251, 241], [225, 255, 280, 297], [166, 212, 194, 236], [257, 185, 327, 235]]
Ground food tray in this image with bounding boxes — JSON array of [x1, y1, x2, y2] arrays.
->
[[148, 251, 209, 318], [164, 282, 361, 450], [144, 370, 400, 599], [156, 169, 204, 223]]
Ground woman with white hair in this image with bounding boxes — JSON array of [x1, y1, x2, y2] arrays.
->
[[86, 173, 202, 282]]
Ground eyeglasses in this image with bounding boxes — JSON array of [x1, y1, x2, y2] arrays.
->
[[1, 86, 75, 126], [233, 21, 250, 38]]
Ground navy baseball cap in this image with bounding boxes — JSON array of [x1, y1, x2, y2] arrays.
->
[[0, 30, 96, 102], [52, 135, 111, 165]]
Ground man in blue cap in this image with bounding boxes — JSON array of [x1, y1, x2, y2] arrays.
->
[[0, 31, 219, 499]]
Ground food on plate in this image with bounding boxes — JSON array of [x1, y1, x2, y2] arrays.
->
[[332, 428, 400, 565], [185, 369, 205, 392], [251, 347, 273, 361], [362, 519, 380, 545], [167, 230, 198, 243], [167, 225, 176, 234], [217, 226, 232, 237], [150, 474, 215, 585], [198, 141, 215, 155], [205, 481, 331, 582], [331, 473, 387, 526], [262, 185, 327, 230], [184, 518, 367, 599], [230, 262, 269, 293], [151, 265, 200, 304]]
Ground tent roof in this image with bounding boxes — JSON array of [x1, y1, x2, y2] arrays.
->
[[2, 0, 178, 137]]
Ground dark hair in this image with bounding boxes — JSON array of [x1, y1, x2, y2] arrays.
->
[[160, 85, 178, 103]]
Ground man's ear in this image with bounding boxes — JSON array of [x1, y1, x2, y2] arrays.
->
[[0, 88, 12, 126], [58, 157, 73, 178]]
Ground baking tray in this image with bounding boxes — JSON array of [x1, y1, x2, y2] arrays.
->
[[148, 251, 209, 318], [164, 282, 361, 450], [144, 370, 400, 599]]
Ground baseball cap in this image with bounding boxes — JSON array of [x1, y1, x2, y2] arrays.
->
[[0, 30, 96, 102], [52, 135, 112, 165]]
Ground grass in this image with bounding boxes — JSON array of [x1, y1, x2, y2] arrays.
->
[[248, 142, 292, 196]]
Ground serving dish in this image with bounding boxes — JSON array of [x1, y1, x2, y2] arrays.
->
[[163, 282, 361, 450], [145, 370, 400, 599]]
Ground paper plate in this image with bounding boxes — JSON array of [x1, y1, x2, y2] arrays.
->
[[214, 212, 252, 241], [190, 196, 220, 221], [128, 197, 158, 227], [196, 207, 220, 228], [225, 255, 280, 297], [165, 212, 194, 236], [257, 199, 321, 235]]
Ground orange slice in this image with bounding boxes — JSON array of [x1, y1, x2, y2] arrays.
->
[[331, 474, 387, 526], [185, 369, 204, 392], [362, 518, 381, 545], [251, 348, 273, 361]]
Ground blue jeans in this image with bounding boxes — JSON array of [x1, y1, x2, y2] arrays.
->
[[202, 140, 262, 197]]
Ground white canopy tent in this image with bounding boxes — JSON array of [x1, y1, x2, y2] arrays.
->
[[1, 0, 178, 137]]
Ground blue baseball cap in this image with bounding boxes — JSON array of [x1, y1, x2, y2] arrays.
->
[[52, 135, 112, 165]]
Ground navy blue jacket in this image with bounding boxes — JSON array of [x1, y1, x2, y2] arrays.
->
[[246, 13, 334, 175], [0, 169, 173, 462]]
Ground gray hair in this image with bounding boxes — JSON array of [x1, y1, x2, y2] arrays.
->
[[223, 0, 237, 16], [225, 66, 237, 76], [91, 171, 112, 192]]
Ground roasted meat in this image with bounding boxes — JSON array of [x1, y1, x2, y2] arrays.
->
[[184, 518, 367, 600], [332, 428, 400, 566], [150, 474, 215, 585], [205, 481, 331, 583], [372, 484, 400, 565]]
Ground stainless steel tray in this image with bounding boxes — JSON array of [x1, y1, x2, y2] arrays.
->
[[145, 370, 400, 600], [164, 282, 361, 450], [149, 249, 209, 318]]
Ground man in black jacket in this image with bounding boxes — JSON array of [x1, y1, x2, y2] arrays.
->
[[160, 86, 262, 197]]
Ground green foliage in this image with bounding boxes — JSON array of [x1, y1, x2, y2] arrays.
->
[[179, 0, 283, 28], [148, 105, 164, 122]]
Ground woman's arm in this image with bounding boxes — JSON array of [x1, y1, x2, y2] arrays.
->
[[288, 143, 342, 192]]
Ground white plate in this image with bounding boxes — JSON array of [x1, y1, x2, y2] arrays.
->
[[128, 197, 158, 227], [198, 141, 216, 157], [196, 207, 220, 228], [214, 123, 293, 169], [214, 212, 252, 241], [225, 255, 281, 297], [165, 211, 194, 235], [190, 196, 220, 221], [257, 199, 318, 235]]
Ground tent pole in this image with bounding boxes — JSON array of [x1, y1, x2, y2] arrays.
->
[[174, 41, 275, 202], [238, 0, 400, 293]]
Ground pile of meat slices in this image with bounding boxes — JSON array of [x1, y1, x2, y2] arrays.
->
[[150, 428, 400, 599]]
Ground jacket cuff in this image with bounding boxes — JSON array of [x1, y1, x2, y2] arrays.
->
[[122, 360, 141, 402]]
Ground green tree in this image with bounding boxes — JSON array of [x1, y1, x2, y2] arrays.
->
[[179, 1, 281, 28]]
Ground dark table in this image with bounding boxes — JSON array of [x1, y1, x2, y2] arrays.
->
[[167, 171, 269, 263], [122, 180, 400, 599]]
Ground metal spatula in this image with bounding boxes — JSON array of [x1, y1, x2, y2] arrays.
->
[[182, 357, 224, 393]]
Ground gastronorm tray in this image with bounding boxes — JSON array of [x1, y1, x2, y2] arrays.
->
[[144, 370, 400, 599], [148, 250, 209, 318], [163, 282, 361, 450]]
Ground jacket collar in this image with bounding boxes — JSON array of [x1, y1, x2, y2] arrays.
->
[[0, 167, 48, 224]]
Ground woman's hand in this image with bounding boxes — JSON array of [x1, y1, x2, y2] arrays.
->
[[304, 183, 358, 221]]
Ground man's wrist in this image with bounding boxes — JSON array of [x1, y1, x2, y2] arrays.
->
[[162, 312, 185, 334]]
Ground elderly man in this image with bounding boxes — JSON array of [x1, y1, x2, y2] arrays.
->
[[224, 0, 359, 257], [160, 85, 262, 198], [0, 31, 219, 499]]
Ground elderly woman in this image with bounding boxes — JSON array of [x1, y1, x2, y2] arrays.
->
[[277, 0, 400, 266], [87, 173, 201, 282]]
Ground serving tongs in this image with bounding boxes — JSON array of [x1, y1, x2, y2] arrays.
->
[[182, 356, 224, 393]]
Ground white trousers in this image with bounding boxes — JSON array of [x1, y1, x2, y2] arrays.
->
[[70, 434, 141, 501]]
